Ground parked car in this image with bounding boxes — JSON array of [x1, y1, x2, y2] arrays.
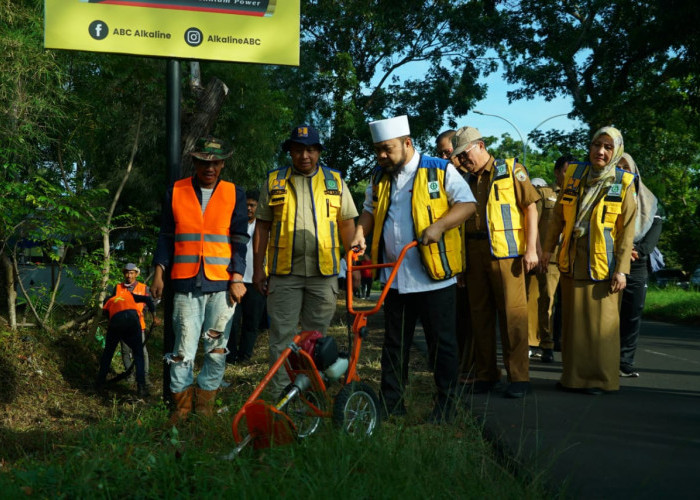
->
[[690, 268, 700, 287], [651, 269, 689, 288]]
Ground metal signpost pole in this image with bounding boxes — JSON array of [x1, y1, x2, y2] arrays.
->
[[162, 59, 181, 404]]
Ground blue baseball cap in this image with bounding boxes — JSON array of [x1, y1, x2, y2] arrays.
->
[[282, 125, 324, 152]]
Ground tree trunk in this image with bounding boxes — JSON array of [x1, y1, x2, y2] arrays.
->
[[42, 252, 69, 324], [181, 71, 229, 178], [2, 253, 17, 331], [97, 109, 144, 309], [12, 253, 53, 334]]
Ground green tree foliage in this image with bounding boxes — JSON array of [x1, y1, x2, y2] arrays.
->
[[197, 61, 295, 192], [284, 0, 492, 181], [483, 0, 700, 270], [1, 0, 71, 169]]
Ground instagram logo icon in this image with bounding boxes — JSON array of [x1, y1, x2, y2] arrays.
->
[[184, 27, 203, 47]]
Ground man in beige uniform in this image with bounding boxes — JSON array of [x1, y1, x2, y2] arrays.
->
[[451, 126, 540, 398], [527, 178, 558, 362], [436, 129, 474, 381], [527, 155, 577, 360], [254, 125, 358, 394]]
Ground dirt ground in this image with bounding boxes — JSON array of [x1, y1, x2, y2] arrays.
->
[[0, 294, 437, 462]]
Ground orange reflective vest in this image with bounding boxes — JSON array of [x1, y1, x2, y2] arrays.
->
[[103, 290, 139, 320], [116, 282, 147, 329], [171, 178, 236, 281]]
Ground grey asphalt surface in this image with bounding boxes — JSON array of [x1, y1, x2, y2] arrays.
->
[[462, 320, 700, 499]]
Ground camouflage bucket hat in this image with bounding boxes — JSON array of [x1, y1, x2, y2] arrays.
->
[[189, 136, 233, 161]]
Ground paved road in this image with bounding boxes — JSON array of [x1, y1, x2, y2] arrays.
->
[[463, 320, 700, 499]]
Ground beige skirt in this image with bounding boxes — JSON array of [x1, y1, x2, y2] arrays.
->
[[560, 275, 622, 391]]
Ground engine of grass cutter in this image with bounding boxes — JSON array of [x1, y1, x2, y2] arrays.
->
[[290, 333, 349, 384]]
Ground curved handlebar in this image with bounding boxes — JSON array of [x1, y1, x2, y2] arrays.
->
[[346, 240, 418, 315]]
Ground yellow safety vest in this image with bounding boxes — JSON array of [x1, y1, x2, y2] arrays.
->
[[486, 158, 526, 258], [371, 155, 463, 280], [266, 165, 344, 276], [558, 163, 635, 281]]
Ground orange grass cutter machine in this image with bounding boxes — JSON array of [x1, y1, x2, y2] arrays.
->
[[226, 241, 418, 458]]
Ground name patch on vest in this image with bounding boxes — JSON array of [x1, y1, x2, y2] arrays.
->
[[325, 178, 340, 195], [428, 180, 440, 195], [495, 163, 508, 177], [607, 183, 622, 197], [270, 178, 287, 195]]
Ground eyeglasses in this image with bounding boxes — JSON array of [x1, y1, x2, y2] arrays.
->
[[456, 143, 478, 159], [438, 148, 453, 159]]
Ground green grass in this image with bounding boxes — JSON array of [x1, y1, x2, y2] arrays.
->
[[0, 405, 546, 499], [0, 300, 550, 499], [4, 286, 694, 498], [644, 286, 700, 324]]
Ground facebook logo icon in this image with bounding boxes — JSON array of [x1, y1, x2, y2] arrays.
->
[[89, 20, 108, 40]]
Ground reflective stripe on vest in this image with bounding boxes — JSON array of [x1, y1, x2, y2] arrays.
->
[[371, 155, 464, 280], [116, 282, 147, 329], [103, 290, 138, 320], [558, 164, 635, 280], [171, 178, 236, 281], [266, 165, 344, 276], [486, 158, 526, 258]]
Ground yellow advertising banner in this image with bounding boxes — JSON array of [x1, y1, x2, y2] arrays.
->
[[44, 0, 299, 66]]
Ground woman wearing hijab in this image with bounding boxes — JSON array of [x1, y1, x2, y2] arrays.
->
[[617, 153, 662, 377], [541, 126, 637, 394]]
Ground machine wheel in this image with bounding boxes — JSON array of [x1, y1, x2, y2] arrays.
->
[[279, 384, 324, 439], [332, 382, 380, 437]]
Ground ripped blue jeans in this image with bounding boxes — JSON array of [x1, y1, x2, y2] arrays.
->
[[167, 290, 236, 393]]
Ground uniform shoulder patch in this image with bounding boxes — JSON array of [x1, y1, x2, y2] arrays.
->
[[515, 169, 528, 182]]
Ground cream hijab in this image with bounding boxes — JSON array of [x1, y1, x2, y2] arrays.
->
[[619, 153, 658, 242], [573, 126, 625, 238]]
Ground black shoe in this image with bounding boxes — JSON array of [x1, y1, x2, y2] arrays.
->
[[427, 399, 455, 425], [556, 382, 604, 396], [619, 366, 639, 377], [504, 381, 530, 399], [380, 401, 407, 419], [541, 349, 554, 363], [529, 347, 542, 359], [555, 381, 572, 392], [470, 380, 499, 394], [137, 384, 150, 399]]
